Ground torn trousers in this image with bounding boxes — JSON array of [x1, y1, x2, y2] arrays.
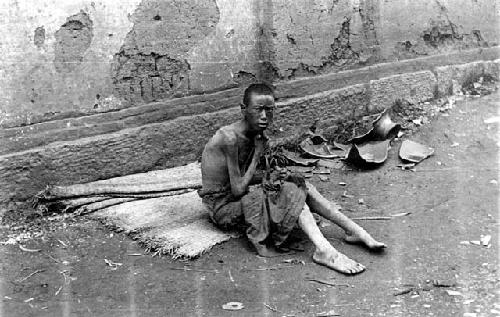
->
[[198, 178, 307, 249]]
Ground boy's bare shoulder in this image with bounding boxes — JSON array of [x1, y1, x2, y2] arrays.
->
[[210, 124, 240, 148]]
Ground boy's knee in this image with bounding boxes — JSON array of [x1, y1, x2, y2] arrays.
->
[[303, 204, 311, 213], [305, 181, 317, 192], [299, 204, 312, 221]]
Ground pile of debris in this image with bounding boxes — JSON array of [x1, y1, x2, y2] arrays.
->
[[271, 109, 434, 177], [462, 75, 498, 96]]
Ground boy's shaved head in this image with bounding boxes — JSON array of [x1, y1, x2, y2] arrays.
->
[[243, 83, 274, 106]]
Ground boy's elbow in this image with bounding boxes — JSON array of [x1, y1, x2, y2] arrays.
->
[[231, 185, 246, 198], [231, 188, 243, 198]]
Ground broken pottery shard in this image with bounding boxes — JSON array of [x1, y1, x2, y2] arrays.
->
[[446, 290, 462, 296], [480, 234, 491, 246], [342, 191, 354, 198], [282, 150, 319, 167], [347, 140, 391, 165], [333, 141, 351, 154], [222, 302, 244, 310], [310, 134, 328, 144], [399, 140, 434, 163], [300, 138, 346, 159], [349, 109, 401, 144]]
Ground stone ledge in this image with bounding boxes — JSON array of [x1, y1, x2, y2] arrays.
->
[[0, 89, 242, 155], [369, 71, 437, 111], [436, 59, 500, 96], [276, 47, 500, 99], [2, 47, 499, 156], [273, 84, 369, 140]]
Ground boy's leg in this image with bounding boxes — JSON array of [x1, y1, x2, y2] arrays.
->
[[298, 204, 365, 274], [305, 182, 386, 250]]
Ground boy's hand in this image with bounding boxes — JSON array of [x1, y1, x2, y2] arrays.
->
[[254, 134, 266, 156], [276, 167, 290, 179]]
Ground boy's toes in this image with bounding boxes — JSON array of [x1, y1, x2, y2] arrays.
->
[[345, 233, 386, 250], [368, 241, 386, 250], [313, 249, 365, 275]]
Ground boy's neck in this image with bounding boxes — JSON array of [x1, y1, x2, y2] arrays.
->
[[238, 119, 261, 139]]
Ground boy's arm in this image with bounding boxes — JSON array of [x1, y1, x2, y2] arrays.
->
[[223, 133, 264, 198]]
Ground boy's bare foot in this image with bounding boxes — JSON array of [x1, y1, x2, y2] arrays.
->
[[312, 248, 365, 275], [344, 231, 386, 250]]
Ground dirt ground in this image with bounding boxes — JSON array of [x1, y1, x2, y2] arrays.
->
[[0, 90, 499, 317]]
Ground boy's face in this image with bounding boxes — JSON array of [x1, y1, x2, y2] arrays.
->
[[243, 93, 275, 132]]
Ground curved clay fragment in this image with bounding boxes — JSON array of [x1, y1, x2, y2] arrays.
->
[[282, 149, 319, 166], [299, 138, 347, 159], [347, 140, 391, 164], [349, 109, 401, 144], [222, 302, 244, 310], [399, 140, 434, 163]]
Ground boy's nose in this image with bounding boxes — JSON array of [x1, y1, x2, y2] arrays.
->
[[259, 109, 267, 119]]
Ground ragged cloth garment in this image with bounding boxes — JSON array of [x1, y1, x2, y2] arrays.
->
[[198, 173, 307, 250]]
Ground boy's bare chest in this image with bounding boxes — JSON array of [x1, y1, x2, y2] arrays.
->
[[237, 140, 254, 170]]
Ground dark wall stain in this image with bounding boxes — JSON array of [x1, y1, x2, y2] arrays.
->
[[394, 40, 427, 59], [423, 21, 462, 48], [111, 0, 219, 104], [33, 26, 45, 49], [322, 17, 360, 68], [253, 0, 278, 84], [357, 0, 379, 54], [54, 11, 93, 73], [422, 20, 488, 49], [233, 70, 257, 86], [421, 0, 488, 50]]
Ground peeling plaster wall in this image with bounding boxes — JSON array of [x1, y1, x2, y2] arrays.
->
[[271, 0, 499, 79], [0, 0, 142, 127], [111, 0, 220, 104], [378, 0, 498, 60], [187, 0, 261, 91], [0, 0, 498, 128]]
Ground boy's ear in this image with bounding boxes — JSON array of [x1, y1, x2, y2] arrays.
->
[[240, 103, 246, 111]]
